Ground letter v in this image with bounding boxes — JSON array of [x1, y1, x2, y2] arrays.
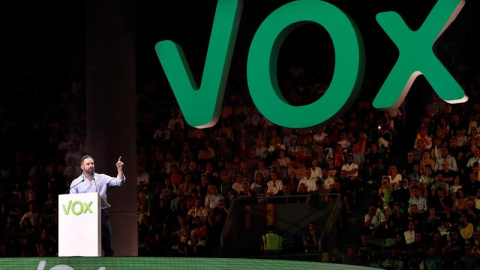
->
[[62, 200, 72, 215], [155, 0, 243, 128], [373, 0, 467, 109]]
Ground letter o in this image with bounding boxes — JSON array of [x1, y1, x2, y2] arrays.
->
[[71, 201, 84, 216], [247, 0, 365, 128]]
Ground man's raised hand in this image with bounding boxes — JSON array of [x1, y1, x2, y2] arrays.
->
[[116, 156, 124, 170]]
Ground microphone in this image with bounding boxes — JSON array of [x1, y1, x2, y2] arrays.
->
[[66, 179, 85, 193]]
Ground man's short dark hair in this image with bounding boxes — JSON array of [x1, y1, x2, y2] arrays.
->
[[80, 155, 92, 165]]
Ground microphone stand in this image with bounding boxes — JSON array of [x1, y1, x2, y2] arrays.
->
[[65, 179, 85, 194]]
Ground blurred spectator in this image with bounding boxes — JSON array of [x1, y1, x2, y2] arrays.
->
[[136, 163, 150, 187], [266, 171, 283, 196], [303, 222, 319, 253], [362, 204, 387, 238]]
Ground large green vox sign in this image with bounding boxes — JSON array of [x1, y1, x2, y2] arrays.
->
[[155, 0, 467, 129]]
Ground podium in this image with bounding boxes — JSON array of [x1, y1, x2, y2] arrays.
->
[[58, 193, 102, 257]]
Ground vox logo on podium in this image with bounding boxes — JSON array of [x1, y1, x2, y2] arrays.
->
[[62, 200, 94, 215]]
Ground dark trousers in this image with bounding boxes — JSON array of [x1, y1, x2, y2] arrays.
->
[[101, 209, 114, 256]]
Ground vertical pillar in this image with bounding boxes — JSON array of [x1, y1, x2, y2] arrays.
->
[[86, 0, 137, 256]]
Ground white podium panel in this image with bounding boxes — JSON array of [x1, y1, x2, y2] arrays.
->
[[58, 193, 102, 257]]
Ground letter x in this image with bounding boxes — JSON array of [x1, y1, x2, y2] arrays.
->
[[83, 202, 93, 213], [373, 0, 467, 109]]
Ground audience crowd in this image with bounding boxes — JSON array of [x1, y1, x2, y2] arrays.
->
[[3, 61, 480, 268]]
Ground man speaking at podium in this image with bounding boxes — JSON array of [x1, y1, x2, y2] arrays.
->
[[69, 155, 125, 256]]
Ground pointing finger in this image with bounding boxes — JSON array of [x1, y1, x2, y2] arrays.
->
[[118, 156, 122, 162]]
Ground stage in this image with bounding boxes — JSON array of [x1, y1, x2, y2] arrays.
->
[[2, 257, 377, 269]]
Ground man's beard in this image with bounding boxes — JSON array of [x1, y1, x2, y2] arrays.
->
[[85, 168, 95, 176]]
